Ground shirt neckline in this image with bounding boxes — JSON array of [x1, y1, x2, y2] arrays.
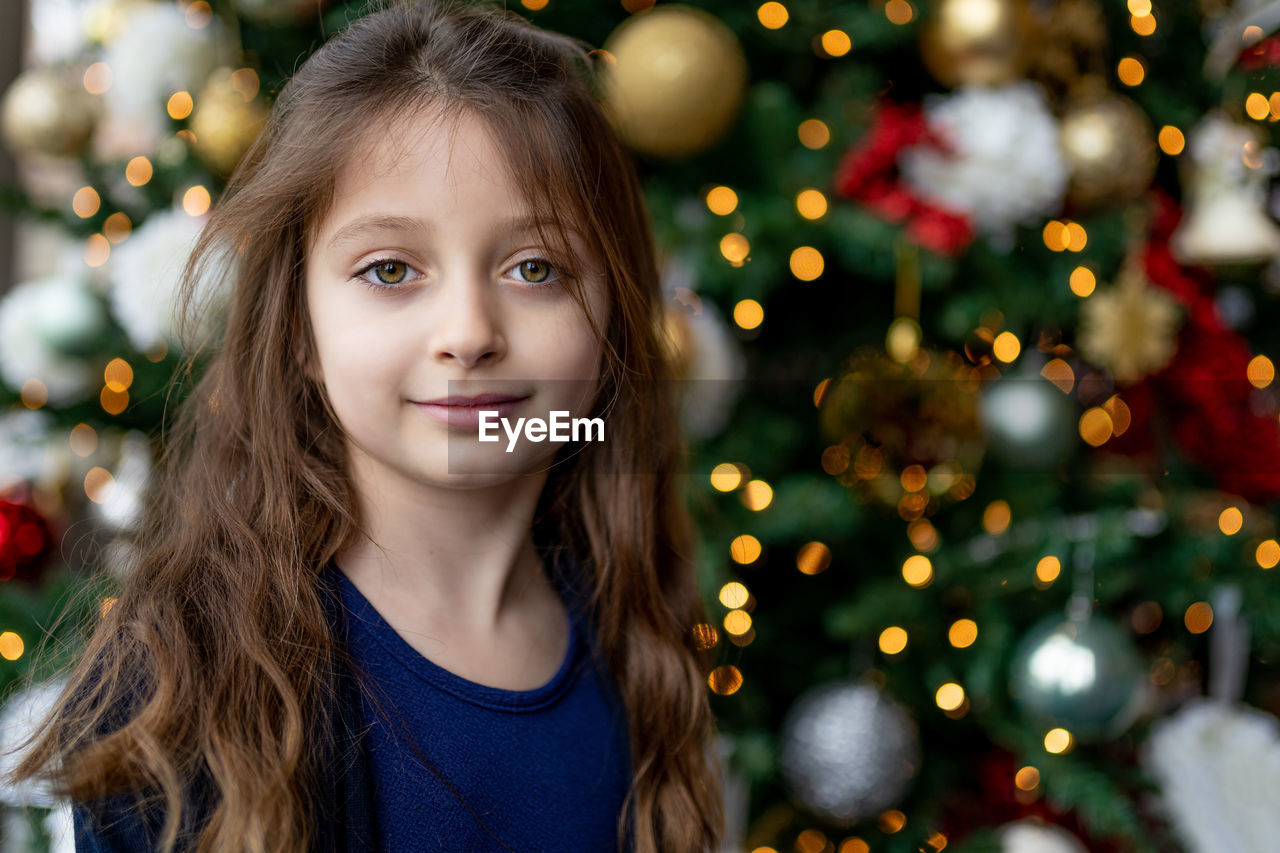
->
[[328, 558, 584, 712]]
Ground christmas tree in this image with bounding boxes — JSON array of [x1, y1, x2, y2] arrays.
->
[[3, 1, 1280, 851]]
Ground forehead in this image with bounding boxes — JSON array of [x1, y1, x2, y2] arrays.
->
[[324, 106, 521, 223]]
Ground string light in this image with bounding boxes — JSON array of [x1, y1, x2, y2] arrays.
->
[[901, 555, 933, 588], [948, 619, 978, 648], [1185, 601, 1213, 633], [706, 186, 738, 215], [719, 582, 749, 608], [1158, 126, 1185, 155], [708, 665, 743, 694], [0, 632, 24, 661], [819, 30, 851, 57], [789, 247, 824, 281], [1257, 539, 1280, 569], [733, 299, 763, 330], [1218, 506, 1243, 535], [798, 119, 830, 149], [730, 534, 761, 564], [1069, 266, 1096, 297], [710, 463, 742, 491], [756, 2, 788, 29], [1044, 727, 1073, 754], [742, 479, 773, 510], [884, 0, 913, 24], [796, 542, 831, 575], [878, 626, 908, 655]]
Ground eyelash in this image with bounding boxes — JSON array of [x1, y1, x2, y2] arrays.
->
[[350, 256, 570, 292]]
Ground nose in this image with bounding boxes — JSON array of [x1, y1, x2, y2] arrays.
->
[[429, 270, 505, 369]]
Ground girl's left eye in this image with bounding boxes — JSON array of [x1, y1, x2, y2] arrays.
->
[[354, 259, 422, 289], [508, 257, 565, 286]]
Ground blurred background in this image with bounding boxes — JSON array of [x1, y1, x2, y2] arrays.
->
[[2, 0, 1280, 851]]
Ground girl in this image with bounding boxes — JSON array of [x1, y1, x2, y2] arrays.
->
[[6, 1, 726, 850]]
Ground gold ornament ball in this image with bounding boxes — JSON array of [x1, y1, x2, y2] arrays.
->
[[190, 69, 268, 175], [1, 69, 96, 158], [920, 0, 1037, 88], [600, 5, 748, 158], [1060, 92, 1157, 210]]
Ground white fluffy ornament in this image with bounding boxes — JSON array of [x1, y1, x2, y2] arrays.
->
[[107, 207, 229, 352], [0, 677, 69, 808], [101, 2, 228, 150], [900, 83, 1068, 248], [1144, 700, 1280, 853], [998, 818, 1088, 853], [0, 275, 103, 404]]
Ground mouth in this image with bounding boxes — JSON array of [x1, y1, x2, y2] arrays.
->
[[416, 393, 532, 407], [411, 393, 532, 431]]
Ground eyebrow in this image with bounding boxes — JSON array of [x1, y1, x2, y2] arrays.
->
[[325, 213, 579, 251]]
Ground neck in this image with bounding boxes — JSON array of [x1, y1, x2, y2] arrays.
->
[[336, 458, 553, 634]]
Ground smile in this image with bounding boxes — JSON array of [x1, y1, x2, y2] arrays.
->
[[411, 395, 531, 430]]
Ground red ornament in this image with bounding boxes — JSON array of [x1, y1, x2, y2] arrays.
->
[[0, 500, 54, 584], [834, 100, 976, 256], [1238, 34, 1280, 71], [1098, 190, 1280, 502]]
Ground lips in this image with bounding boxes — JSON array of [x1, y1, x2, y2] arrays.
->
[[411, 393, 531, 431], [418, 393, 530, 407]]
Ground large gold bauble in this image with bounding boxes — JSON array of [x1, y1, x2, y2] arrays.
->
[[1059, 92, 1156, 210], [920, 0, 1037, 88], [190, 69, 268, 175], [0, 69, 96, 158], [600, 5, 748, 159]]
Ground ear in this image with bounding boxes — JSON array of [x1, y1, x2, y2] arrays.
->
[[295, 339, 321, 384]]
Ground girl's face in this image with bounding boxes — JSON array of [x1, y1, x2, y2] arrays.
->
[[304, 107, 609, 491]]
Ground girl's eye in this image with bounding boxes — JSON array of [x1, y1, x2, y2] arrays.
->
[[354, 259, 421, 289], [510, 258, 564, 286]]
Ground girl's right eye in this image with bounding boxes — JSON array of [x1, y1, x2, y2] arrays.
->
[[352, 259, 422, 290]]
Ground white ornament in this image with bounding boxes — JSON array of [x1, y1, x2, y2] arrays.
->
[[0, 409, 61, 493], [999, 818, 1088, 853], [899, 82, 1068, 249], [93, 430, 153, 530], [0, 677, 69, 808], [1171, 112, 1280, 265], [101, 2, 228, 151], [0, 275, 100, 404], [1144, 699, 1280, 853], [661, 257, 745, 440], [107, 207, 230, 352]]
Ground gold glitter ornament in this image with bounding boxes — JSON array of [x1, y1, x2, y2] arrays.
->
[[190, 68, 268, 175], [599, 5, 748, 158], [819, 348, 984, 515], [1078, 263, 1181, 382], [1059, 91, 1158, 210], [919, 0, 1037, 88], [1, 69, 96, 158]]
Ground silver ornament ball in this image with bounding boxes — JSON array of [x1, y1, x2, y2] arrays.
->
[[1010, 614, 1146, 740], [778, 681, 921, 826]]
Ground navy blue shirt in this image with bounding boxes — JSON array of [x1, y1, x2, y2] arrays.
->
[[331, 560, 634, 851], [73, 554, 634, 852]]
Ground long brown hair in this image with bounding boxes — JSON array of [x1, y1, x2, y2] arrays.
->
[[6, 2, 725, 850]]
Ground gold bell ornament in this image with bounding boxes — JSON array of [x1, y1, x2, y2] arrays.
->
[[1171, 111, 1280, 266], [599, 5, 748, 158], [919, 0, 1037, 89]]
